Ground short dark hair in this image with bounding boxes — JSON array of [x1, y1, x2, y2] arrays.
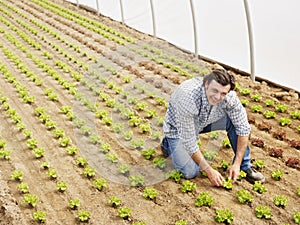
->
[[203, 69, 235, 91]]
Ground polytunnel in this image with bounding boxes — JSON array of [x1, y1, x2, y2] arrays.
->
[[68, 0, 300, 92]]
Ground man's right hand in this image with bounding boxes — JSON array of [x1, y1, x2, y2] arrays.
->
[[204, 166, 224, 187]]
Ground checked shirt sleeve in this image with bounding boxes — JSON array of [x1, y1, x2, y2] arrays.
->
[[171, 90, 199, 155], [224, 91, 251, 136]]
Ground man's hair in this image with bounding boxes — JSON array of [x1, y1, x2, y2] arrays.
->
[[203, 69, 235, 91]]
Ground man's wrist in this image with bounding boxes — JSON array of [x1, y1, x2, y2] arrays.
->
[[199, 157, 210, 171]]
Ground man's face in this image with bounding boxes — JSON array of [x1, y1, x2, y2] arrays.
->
[[204, 80, 231, 106]]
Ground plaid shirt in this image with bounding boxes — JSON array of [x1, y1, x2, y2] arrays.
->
[[163, 77, 250, 155]]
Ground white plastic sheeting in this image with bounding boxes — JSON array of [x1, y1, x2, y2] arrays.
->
[[66, 0, 300, 92]]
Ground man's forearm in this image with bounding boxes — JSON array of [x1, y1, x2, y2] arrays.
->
[[191, 150, 210, 171]]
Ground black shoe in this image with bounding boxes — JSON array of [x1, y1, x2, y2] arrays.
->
[[244, 167, 265, 184]]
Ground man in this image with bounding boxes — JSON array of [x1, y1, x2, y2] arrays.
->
[[161, 69, 265, 186]]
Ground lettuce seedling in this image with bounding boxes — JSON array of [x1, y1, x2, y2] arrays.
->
[[165, 169, 183, 183], [240, 99, 249, 107], [175, 219, 188, 225], [68, 198, 81, 210], [253, 181, 267, 194], [118, 207, 131, 220], [108, 196, 121, 208], [0, 149, 11, 160], [253, 159, 265, 170], [32, 147, 45, 158], [251, 104, 263, 113], [77, 210, 91, 222], [11, 169, 23, 181], [143, 188, 158, 200], [271, 169, 283, 181], [222, 178, 233, 190], [237, 170, 247, 181], [118, 164, 131, 176], [294, 212, 300, 224], [105, 153, 119, 163], [195, 192, 214, 207], [47, 169, 57, 180], [297, 186, 300, 197], [17, 182, 29, 194], [263, 110, 276, 119], [92, 178, 107, 191], [273, 195, 288, 208], [264, 99, 274, 107], [181, 180, 196, 193], [152, 157, 167, 169], [255, 205, 272, 219], [215, 209, 234, 224], [141, 148, 156, 160], [236, 190, 253, 204], [23, 193, 39, 207], [82, 166, 95, 178], [33, 210, 46, 223], [56, 181, 67, 192], [76, 157, 88, 167], [203, 150, 218, 161], [275, 104, 288, 113], [278, 117, 291, 126], [220, 160, 230, 170], [240, 88, 251, 96], [251, 94, 262, 102], [222, 138, 231, 148], [40, 162, 50, 170], [129, 175, 144, 187], [290, 110, 300, 119]]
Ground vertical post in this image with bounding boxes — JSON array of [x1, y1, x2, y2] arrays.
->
[[96, 0, 100, 15], [189, 0, 198, 58], [119, 0, 125, 24], [149, 0, 156, 37], [243, 0, 255, 81], [76, 0, 79, 7]]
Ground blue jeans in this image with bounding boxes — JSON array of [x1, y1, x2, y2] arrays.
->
[[161, 116, 251, 179]]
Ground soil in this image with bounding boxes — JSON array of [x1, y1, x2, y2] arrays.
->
[[0, 0, 299, 224]]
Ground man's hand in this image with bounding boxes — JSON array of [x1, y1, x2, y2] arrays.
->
[[204, 166, 224, 187], [229, 164, 240, 182]]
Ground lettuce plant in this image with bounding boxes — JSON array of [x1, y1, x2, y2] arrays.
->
[[264, 99, 274, 107], [181, 180, 196, 193], [253, 181, 267, 194], [251, 94, 262, 102], [195, 192, 214, 207], [118, 207, 131, 220], [76, 157, 88, 167], [141, 148, 156, 160], [222, 178, 233, 190], [11, 169, 23, 181], [17, 182, 29, 193], [273, 195, 288, 208], [175, 219, 188, 225], [0, 149, 11, 160], [275, 104, 288, 113], [118, 164, 131, 176], [294, 212, 300, 224], [56, 181, 67, 192], [278, 117, 291, 126], [77, 210, 91, 222], [23, 193, 39, 207], [122, 130, 133, 141], [240, 88, 251, 96], [143, 188, 159, 200], [92, 178, 107, 191], [47, 169, 57, 180], [236, 190, 253, 204], [251, 104, 263, 113], [68, 198, 81, 210], [290, 110, 300, 119], [271, 169, 283, 181], [165, 169, 183, 183], [129, 175, 144, 187], [108, 196, 121, 208], [255, 205, 272, 219], [152, 157, 167, 169], [33, 210, 46, 223], [215, 209, 234, 224], [82, 166, 95, 178], [263, 110, 276, 119], [253, 159, 265, 170]]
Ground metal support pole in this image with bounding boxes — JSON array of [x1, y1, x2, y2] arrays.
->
[[76, 0, 79, 7], [96, 0, 100, 15], [119, 0, 125, 24], [149, 0, 156, 37], [243, 0, 255, 81], [189, 0, 198, 58]]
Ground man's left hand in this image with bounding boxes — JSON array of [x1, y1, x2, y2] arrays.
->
[[229, 164, 240, 182]]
